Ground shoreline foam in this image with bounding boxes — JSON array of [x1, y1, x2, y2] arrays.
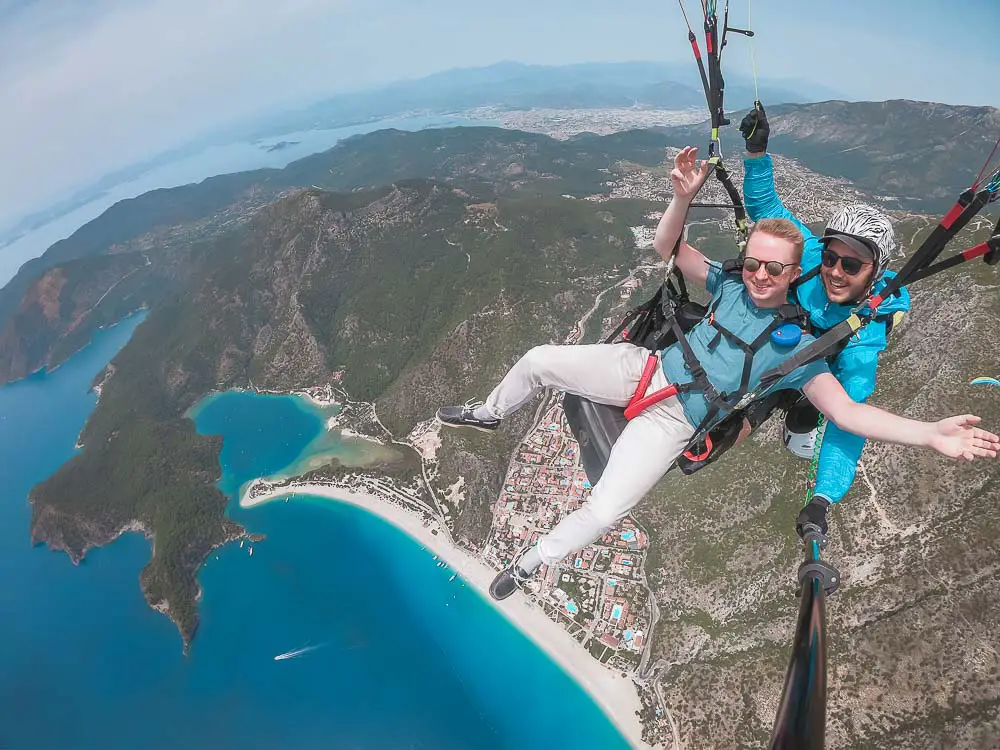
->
[[240, 481, 649, 749]]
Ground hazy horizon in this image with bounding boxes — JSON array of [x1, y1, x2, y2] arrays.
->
[[2, 0, 997, 230]]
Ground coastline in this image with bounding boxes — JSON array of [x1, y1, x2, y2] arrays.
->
[[184, 383, 341, 422], [240, 481, 649, 749]]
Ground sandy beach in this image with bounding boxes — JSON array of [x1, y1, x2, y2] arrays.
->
[[241, 481, 650, 749], [294, 385, 340, 408]]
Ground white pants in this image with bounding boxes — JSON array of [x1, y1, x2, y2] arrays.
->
[[484, 343, 695, 565]]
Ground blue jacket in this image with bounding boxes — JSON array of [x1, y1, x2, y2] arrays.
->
[[743, 154, 911, 503]]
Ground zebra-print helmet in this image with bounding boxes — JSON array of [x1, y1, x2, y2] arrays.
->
[[820, 203, 896, 284]]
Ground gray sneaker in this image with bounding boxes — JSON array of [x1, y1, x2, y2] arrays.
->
[[489, 547, 536, 600], [489, 564, 533, 600], [436, 400, 500, 432]]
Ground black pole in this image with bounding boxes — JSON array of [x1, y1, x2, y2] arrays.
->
[[768, 532, 839, 750]]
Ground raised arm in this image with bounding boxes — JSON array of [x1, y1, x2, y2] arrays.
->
[[653, 146, 713, 287], [802, 372, 1000, 460], [739, 105, 819, 252]]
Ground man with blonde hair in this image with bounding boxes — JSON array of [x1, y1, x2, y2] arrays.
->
[[437, 146, 1000, 600]]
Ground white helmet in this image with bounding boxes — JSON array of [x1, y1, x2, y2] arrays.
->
[[783, 423, 818, 460], [820, 203, 896, 285], [783, 399, 821, 460]]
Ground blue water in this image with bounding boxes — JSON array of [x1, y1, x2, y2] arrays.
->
[[0, 317, 631, 749]]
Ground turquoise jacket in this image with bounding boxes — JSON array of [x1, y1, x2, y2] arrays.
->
[[743, 154, 911, 503]]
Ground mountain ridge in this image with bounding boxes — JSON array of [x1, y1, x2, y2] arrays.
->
[[5, 99, 997, 383], [238, 59, 825, 140]]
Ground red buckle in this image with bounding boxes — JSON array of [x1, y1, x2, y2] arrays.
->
[[683, 434, 713, 462]]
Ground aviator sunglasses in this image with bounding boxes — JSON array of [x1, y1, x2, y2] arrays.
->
[[821, 247, 873, 276], [741, 256, 797, 277]]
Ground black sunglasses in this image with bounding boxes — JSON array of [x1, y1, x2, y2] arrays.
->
[[821, 248, 872, 276], [741, 256, 797, 277]]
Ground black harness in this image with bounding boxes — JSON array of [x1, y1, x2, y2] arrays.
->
[[676, 274, 809, 450], [616, 262, 809, 460]]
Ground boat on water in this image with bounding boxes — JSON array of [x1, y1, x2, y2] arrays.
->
[[274, 643, 324, 661]]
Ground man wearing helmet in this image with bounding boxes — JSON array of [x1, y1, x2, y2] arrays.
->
[[738, 102, 911, 539]]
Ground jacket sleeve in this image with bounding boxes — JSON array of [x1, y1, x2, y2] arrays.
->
[[743, 155, 819, 245], [812, 344, 879, 504]]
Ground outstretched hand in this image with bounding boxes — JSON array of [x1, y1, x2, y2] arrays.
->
[[928, 415, 1000, 460], [671, 146, 712, 201]]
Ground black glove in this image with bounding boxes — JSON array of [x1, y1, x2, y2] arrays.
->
[[796, 496, 830, 538], [739, 101, 769, 154]]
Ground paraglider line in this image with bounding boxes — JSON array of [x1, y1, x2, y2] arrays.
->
[[973, 134, 1000, 190], [748, 0, 759, 102]]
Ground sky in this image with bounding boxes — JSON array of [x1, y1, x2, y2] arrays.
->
[[1, 0, 997, 231]]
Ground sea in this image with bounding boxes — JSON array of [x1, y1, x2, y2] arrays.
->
[[0, 325, 633, 746]]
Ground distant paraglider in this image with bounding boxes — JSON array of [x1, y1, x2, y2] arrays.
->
[[970, 377, 1000, 388]]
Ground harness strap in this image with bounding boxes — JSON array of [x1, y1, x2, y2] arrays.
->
[[671, 313, 715, 396], [713, 162, 749, 250], [622, 267, 811, 459], [793, 264, 822, 288], [682, 304, 806, 448], [624, 379, 685, 421]]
